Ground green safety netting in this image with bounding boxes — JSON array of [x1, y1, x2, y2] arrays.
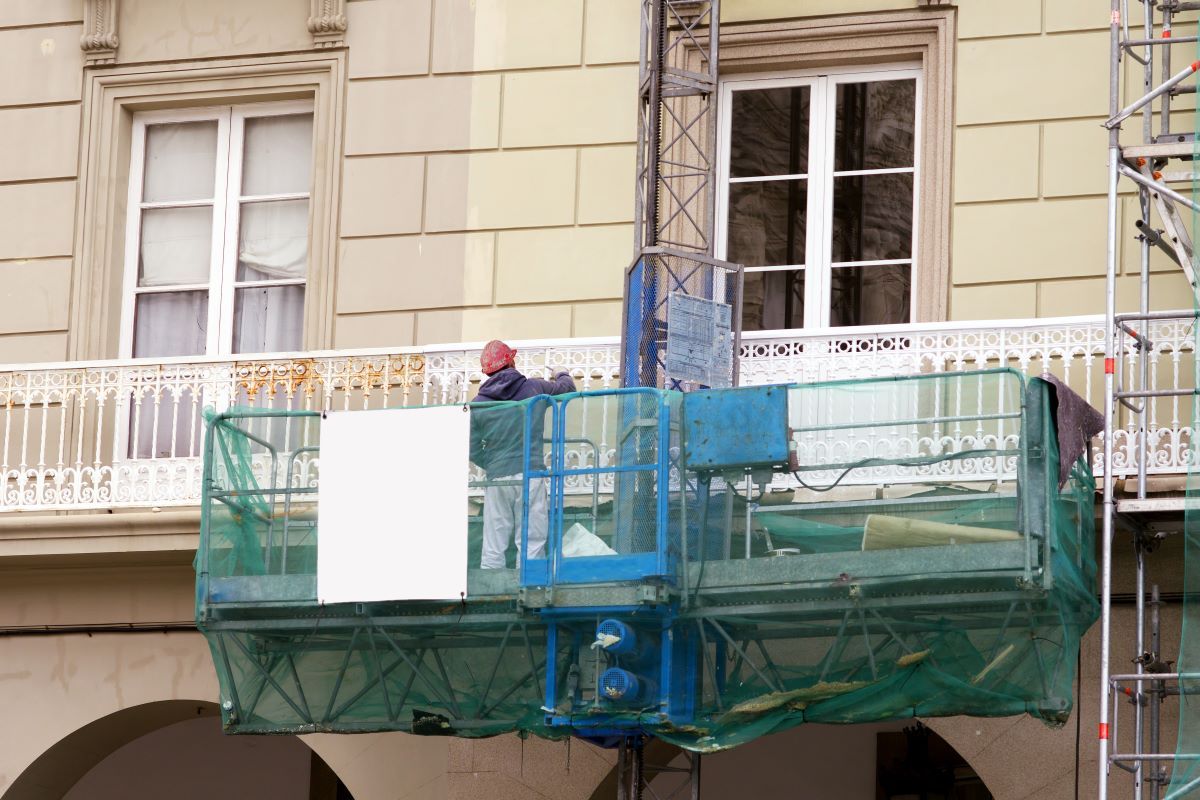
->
[[1172, 373, 1200, 800], [195, 370, 1098, 750], [1164, 72, 1200, 799]]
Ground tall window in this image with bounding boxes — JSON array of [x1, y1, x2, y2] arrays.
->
[[717, 67, 920, 332], [122, 102, 314, 360]]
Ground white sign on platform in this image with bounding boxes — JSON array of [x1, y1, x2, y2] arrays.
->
[[317, 406, 470, 603]]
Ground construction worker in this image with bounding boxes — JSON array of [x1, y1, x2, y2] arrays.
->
[[470, 339, 575, 569]]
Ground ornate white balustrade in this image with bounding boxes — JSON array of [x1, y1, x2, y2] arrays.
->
[[0, 314, 1189, 511]]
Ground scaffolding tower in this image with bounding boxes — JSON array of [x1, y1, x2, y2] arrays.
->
[[1101, 2, 1200, 798]]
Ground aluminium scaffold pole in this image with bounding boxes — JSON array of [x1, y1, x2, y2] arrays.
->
[[1099, 3, 1121, 799], [1133, 2, 1154, 796], [1105, 60, 1200, 130], [1099, 2, 1200, 797]]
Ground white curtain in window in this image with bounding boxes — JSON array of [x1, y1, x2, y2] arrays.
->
[[133, 291, 208, 358], [143, 121, 218, 203], [242, 114, 313, 196], [233, 285, 305, 354], [237, 199, 309, 281], [138, 206, 213, 287], [131, 292, 207, 459]]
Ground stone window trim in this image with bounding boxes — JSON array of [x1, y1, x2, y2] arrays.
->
[[691, 9, 955, 323], [71, 51, 346, 361]]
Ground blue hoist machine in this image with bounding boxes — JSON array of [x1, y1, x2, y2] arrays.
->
[[195, 2, 1100, 797]]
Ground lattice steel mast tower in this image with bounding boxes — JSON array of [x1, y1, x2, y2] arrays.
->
[[1100, 2, 1200, 798], [623, 0, 742, 394]]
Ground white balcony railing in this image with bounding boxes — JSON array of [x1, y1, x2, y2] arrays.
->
[[0, 314, 1190, 512]]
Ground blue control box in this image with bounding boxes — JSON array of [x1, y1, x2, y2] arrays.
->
[[682, 384, 790, 471]]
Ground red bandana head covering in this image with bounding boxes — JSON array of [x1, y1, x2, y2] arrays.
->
[[480, 339, 517, 375]]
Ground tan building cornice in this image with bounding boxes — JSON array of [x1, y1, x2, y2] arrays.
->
[[0, 509, 199, 568]]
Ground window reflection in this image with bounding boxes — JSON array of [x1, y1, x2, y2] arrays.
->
[[831, 173, 914, 264], [730, 86, 810, 178], [835, 80, 916, 171], [829, 264, 911, 327], [743, 270, 805, 331], [727, 180, 806, 268]]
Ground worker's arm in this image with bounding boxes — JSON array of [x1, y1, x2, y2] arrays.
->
[[528, 371, 576, 396]]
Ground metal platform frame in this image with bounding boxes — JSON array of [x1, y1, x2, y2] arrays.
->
[[1100, 2, 1200, 798]]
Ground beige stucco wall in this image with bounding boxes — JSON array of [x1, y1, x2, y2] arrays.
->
[[0, 2, 82, 363], [335, 0, 637, 346]]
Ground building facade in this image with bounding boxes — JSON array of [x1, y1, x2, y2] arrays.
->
[[0, 0, 1187, 797]]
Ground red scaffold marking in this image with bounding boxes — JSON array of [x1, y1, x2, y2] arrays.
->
[[1192, 60, 1200, 73], [1105, 358, 1116, 375], [1164, 30, 1172, 38], [1099, 722, 1110, 740]]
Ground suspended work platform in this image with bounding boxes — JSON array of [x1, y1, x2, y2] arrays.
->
[[196, 369, 1098, 751]]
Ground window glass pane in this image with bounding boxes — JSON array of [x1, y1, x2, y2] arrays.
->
[[742, 269, 804, 332], [143, 121, 218, 203], [133, 291, 208, 358], [237, 199, 309, 281], [130, 291, 207, 459], [233, 285, 305, 354], [829, 264, 911, 327], [831, 173, 913, 263], [727, 180, 806, 267], [241, 114, 314, 196], [834, 79, 916, 172], [730, 86, 810, 178], [138, 206, 213, 287]]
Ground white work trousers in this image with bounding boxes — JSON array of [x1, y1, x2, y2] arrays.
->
[[481, 474, 548, 569]]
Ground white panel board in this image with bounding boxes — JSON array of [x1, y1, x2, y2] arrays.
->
[[318, 406, 469, 603]]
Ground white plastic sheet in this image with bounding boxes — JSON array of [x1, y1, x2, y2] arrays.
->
[[318, 406, 469, 603]]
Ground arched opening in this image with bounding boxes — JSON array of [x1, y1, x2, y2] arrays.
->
[[6, 700, 355, 799], [591, 722, 993, 800]]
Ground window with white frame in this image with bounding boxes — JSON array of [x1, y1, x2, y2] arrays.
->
[[122, 102, 314, 361], [717, 67, 920, 331]]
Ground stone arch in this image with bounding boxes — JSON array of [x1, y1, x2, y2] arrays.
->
[[4, 697, 372, 798], [924, 713, 1088, 798], [0, 631, 402, 799], [0, 630, 609, 800], [6, 700, 255, 798]]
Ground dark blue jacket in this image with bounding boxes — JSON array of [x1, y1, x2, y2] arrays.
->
[[470, 368, 575, 478]]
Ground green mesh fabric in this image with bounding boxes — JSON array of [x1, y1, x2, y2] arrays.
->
[[196, 371, 1098, 749], [1163, 84, 1200, 799], [1168, 414, 1200, 798]]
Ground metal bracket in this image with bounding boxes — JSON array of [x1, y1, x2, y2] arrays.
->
[[517, 587, 552, 610], [1126, 159, 1199, 286]]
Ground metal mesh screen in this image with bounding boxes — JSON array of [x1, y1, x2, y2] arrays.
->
[[622, 247, 743, 391]]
